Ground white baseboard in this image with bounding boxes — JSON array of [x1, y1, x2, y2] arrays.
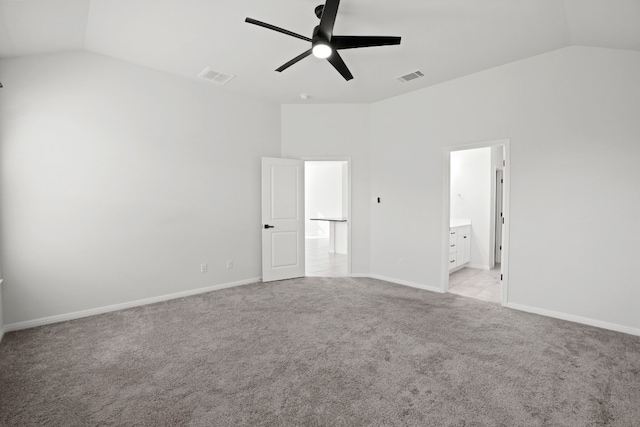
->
[[506, 302, 640, 337], [6, 275, 637, 339], [369, 274, 445, 294], [4, 277, 261, 333], [356, 275, 639, 337], [467, 264, 491, 271]]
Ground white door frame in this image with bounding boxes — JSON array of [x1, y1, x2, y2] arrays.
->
[[441, 139, 511, 306], [301, 157, 352, 277], [493, 168, 504, 266]]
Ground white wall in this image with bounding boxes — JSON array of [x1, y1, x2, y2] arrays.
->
[[0, 51, 281, 325], [305, 162, 346, 236], [282, 105, 371, 275], [370, 46, 640, 332], [450, 147, 492, 269], [2, 46, 638, 336]]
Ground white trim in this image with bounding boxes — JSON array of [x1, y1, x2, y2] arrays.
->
[[466, 264, 491, 271], [450, 264, 492, 273], [358, 273, 640, 336], [4, 277, 260, 333], [506, 302, 640, 337], [369, 274, 445, 294], [4, 275, 637, 339]]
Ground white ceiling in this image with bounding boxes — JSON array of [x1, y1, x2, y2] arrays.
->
[[1, 0, 639, 103]]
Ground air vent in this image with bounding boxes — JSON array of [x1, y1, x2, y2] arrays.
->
[[198, 67, 235, 85], [396, 70, 425, 83]]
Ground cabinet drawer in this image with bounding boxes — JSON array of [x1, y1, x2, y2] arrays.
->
[[449, 238, 457, 253], [449, 252, 457, 270]]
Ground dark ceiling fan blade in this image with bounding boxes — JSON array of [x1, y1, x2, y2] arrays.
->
[[326, 51, 353, 81], [318, 0, 341, 38], [276, 49, 313, 72], [245, 18, 312, 42], [332, 35, 401, 50]]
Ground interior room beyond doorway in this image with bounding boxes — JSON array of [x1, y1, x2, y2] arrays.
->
[[305, 161, 349, 277], [447, 145, 506, 304]]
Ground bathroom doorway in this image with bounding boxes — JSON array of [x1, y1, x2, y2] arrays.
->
[[304, 160, 350, 277], [442, 140, 510, 305]]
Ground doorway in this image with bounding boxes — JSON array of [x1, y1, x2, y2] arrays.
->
[[304, 160, 350, 277], [442, 140, 510, 305]]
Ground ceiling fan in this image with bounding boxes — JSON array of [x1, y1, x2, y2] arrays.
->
[[245, 0, 401, 81]]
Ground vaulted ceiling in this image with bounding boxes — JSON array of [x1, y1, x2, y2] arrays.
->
[[1, 0, 639, 103]]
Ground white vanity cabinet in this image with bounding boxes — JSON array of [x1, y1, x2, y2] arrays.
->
[[449, 222, 471, 271]]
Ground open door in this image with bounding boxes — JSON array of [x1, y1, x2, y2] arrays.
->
[[495, 169, 504, 264], [261, 157, 305, 282]]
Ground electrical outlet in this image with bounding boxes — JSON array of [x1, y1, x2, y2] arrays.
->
[[200, 263, 208, 273], [226, 260, 233, 269]]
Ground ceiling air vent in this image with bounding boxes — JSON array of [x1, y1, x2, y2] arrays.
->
[[198, 67, 235, 85], [396, 70, 425, 83]]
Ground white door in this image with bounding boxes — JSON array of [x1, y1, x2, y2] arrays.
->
[[261, 157, 305, 282], [495, 169, 504, 263]]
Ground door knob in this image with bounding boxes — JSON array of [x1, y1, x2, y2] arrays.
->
[[263, 224, 275, 229]]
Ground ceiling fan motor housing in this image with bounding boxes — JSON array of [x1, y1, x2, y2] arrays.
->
[[312, 26, 329, 45]]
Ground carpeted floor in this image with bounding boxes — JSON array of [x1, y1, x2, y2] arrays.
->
[[1, 277, 639, 426]]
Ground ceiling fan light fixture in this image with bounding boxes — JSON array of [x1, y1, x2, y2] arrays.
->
[[312, 42, 332, 59], [245, 0, 401, 81]]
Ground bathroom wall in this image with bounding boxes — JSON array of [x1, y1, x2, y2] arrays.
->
[[305, 162, 347, 236], [450, 147, 492, 269]]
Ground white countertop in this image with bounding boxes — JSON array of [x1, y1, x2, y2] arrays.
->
[[450, 218, 471, 228]]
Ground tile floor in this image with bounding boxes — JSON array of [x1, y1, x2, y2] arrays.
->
[[448, 265, 502, 304], [305, 236, 348, 277]]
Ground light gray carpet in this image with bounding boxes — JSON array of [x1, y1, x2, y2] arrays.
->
[[1, 277, 639, 426]]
